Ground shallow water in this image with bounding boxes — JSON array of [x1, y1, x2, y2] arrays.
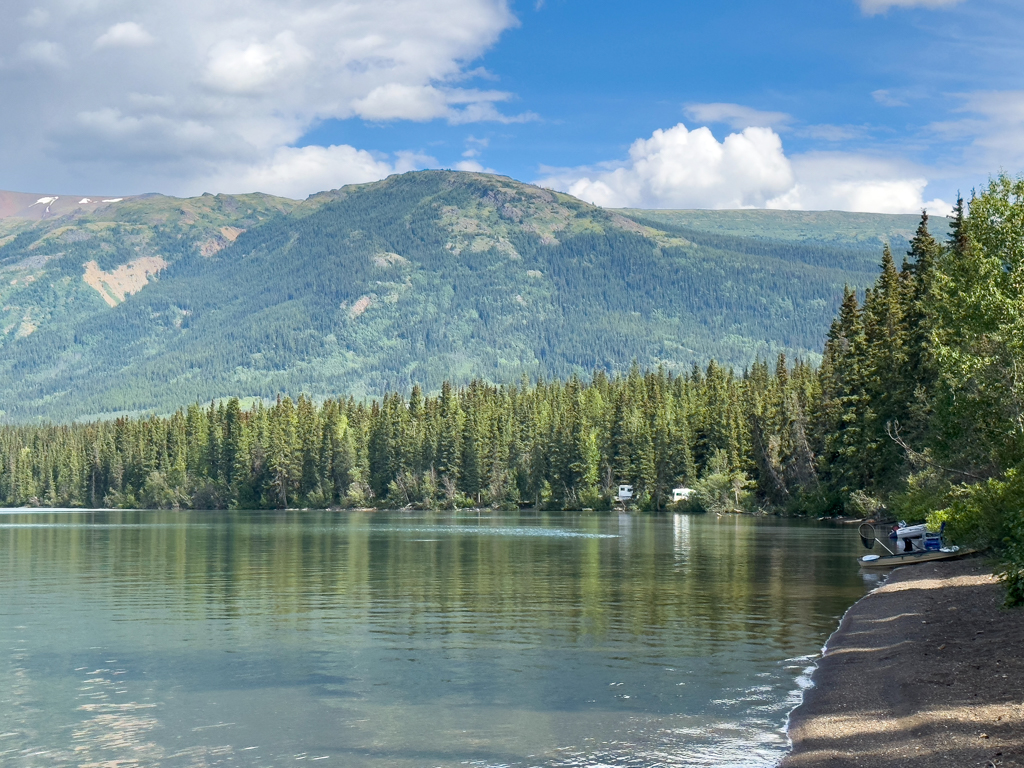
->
[[0, 510, 874, 767]]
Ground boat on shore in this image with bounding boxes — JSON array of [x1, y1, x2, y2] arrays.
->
[[856, 521, 975, 568], [859, 547, 975, 568]]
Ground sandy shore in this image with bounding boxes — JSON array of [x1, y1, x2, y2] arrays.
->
[[781, 557, 1024, 768]]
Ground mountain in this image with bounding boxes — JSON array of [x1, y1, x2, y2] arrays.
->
[[0, 171, 940, 421]]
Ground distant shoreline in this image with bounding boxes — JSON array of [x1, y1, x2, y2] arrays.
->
[[781, 557, 1024, 767]]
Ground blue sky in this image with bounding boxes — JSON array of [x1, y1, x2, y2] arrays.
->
[[1, 0, 1021, 211]]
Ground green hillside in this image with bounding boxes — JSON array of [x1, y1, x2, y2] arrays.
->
[[0, 171, 944, 421], [617, 208, 927, 248]]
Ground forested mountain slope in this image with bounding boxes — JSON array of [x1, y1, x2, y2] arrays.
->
[[0, 171, 937, 421], [618, 208, 924, 249]]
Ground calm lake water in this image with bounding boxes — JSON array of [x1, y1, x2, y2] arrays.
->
[[0, 510, 876, 768]]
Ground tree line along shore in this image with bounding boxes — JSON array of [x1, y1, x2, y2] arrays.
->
[[2, 175, 1023, 603]]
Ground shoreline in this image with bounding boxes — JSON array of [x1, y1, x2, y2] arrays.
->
[[781, 557, 1024, 767]]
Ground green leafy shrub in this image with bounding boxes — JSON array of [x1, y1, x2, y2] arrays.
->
[[888, 468, 949, 525], [140, 471, 185, 510], [692, 449, 753, 514], [847, 490, 884, 519], [929, 467, 1024, 607]]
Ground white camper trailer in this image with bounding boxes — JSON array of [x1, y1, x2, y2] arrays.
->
[[617, 485, 633, 502], [672, 487, 694, 503]]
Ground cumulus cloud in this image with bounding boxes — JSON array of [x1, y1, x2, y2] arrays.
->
[[454, 159, 496, 172], [859, 0, 965, 15], [538, 122, 947, 214], [767, 153, 950, 214], [538, 123, 794, 209], [95, 22, 155, 49], [0, 0, 519, 195], [683, 103, 792, 131], [200, 145, 436, 199]]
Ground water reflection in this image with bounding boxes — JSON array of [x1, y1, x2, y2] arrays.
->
[[0, 510, 868, 767], [673, 513, 691, 563]]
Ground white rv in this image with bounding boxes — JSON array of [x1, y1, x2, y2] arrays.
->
[[672, 487, 694, 503], [617, 484, 634, 501]]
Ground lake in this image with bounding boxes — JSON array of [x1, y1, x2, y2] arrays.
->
[[0, 510, 875, 767]]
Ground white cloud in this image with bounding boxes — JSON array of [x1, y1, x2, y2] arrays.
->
[[929, 90, 1024, 172], [23, 9, 50, 28], [0, 0, 519, 195], [351, 84, 535, 124], [454, 159, 497, 172], [457, 136, 491, 166], [538, 122, 947, 214], [683, 103, 792, 131], [872, 89, 909, 107], [859, 0, 965, 15], [456, 66, 499, 82], [797, 124, 869, 142], [201, 144, 437, 199], [353, 84, 450, 121], [767, 153, 950, 214], [448, 100, 538, 125], [203, 32, 313, 94], [19, 40, 66, 67], [95, 22, 155, 49], [65, 108, 229, 163], [538, 123, 794, 209]]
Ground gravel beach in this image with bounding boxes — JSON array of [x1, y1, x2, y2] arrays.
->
[[782, 557, 1024, 768]]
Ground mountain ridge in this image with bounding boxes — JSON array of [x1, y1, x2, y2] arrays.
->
[[0, 170, 944, 421]]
